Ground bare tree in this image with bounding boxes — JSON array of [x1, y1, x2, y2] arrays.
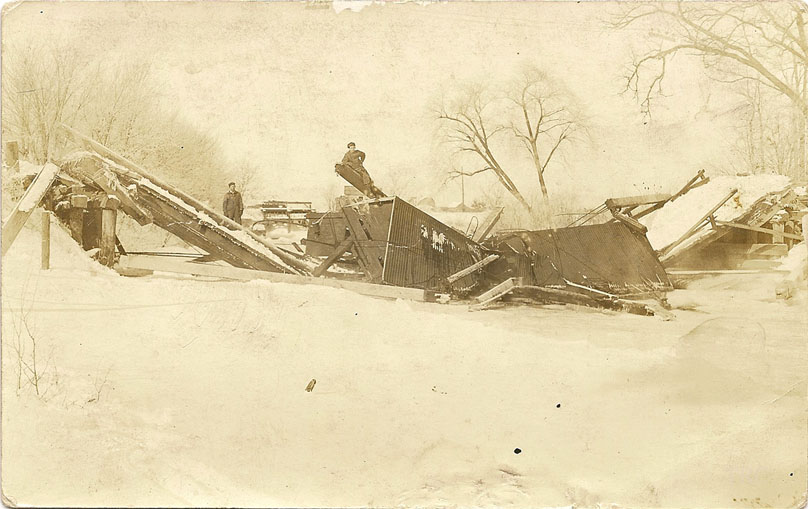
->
[[613, 1, 808, 178], [615, 2, 807, 115], [2, 44, 96, 162], [509, 67, 582, 201], [234, 159, 261, 202], [437, 84, 532, 212]]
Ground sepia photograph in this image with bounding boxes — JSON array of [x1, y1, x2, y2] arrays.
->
[[1, 0, 807, 507]]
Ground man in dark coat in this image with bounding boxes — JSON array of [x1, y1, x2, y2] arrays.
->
[[336, 142, 385, 198], [341, 142, 366, 175], [223, 182, 244, 225]]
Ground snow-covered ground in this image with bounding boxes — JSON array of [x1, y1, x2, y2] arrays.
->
[[642, 174, 791, 252], [2, 218, 806, 507]]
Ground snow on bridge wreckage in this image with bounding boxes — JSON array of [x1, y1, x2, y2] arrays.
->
[[2, 124, 806, 316]]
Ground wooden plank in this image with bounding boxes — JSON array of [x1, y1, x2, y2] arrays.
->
[[611, 211, 648, 234], [313, 237, 353, 277], [446, 254, 499, 284], [2, 163, 60, 256], [516, 285, 655, 316], [342, 205, 384, 281], [475, 277, 521, 304], [40, 211, 50, 269], [117, 255, 431, 301], [668, 269, 785, 275], [715, 221, 804, 241], [659, 188, 738, 258], [472, 207, 504, 242], [68, 208, 84, 246], [605, 193, 671, 209], [99, 208, 117, 267]]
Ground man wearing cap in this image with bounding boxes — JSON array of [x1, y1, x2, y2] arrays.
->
[[341, 142, 367, 179], [223, 181, 244, 225]]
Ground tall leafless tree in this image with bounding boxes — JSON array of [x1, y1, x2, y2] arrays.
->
[[613, 1, 808, 177], [509, 67, 582, 201], [437, 84, 532, 212]]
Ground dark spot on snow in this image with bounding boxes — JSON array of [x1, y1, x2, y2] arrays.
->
[[513, 448, 521, 454], [354, 312, 358, 316], [790, 472, 794, 476], [556, 403, 561, 408]]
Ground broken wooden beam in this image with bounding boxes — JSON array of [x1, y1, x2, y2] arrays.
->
[[313, 237, 354, 277], [474, 277, 522, 306], [2, 162, 60, 256], [472, 207, 504, 242], [515, 285, 656, 316], [611, 211, 648, 234], [715, 221, 805, 241], [605, 193, 671, 209], [117, 255, 435, 302], [659, 188, 738, 259], [633, 170, 709, 220], [446, 254, 499, 284]]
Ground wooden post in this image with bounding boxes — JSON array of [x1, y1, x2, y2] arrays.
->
[[5, 141, 19, 172], [40, 210, 50, 270], [99, 208, 117, 267], [772, 221, 784, 244]]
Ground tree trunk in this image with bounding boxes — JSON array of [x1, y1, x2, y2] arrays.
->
[[537, 168, 549, 201]]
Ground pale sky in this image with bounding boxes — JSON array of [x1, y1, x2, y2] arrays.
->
[[3, 1, 746, 208]]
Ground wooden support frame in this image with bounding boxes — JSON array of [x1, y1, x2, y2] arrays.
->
[[715, 221, 804, 241], [341, 205, 384, 282], [632, 169, 709, 221], [659, 188, 738, 259], [99, 208, 118, 267], [60, 124, 312, 275], [40, 210, 50, 269], [2, 163, 60, 256], [67, 157, 152, 225], [117, 255, 434, 302]]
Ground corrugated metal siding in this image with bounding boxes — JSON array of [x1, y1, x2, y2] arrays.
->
[[382, 198, 486, 290], [305, 212, 347, 256], [487, 222, 671, 294]]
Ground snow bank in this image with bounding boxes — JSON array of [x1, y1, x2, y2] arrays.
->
[[778, 242, 807, 283], [642, 174, 791, 251]]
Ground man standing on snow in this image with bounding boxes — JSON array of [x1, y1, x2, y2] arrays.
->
[[223, 182, 244, 225]]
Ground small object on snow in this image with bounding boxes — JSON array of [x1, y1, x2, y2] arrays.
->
[[775, 281, 795, 300], [513, 448, 522, 454], [305, 379, 316, 392], [436, 293, 451, 304]]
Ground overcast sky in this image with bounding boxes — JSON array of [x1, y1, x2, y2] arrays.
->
[[3, 1, 746, 208]]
